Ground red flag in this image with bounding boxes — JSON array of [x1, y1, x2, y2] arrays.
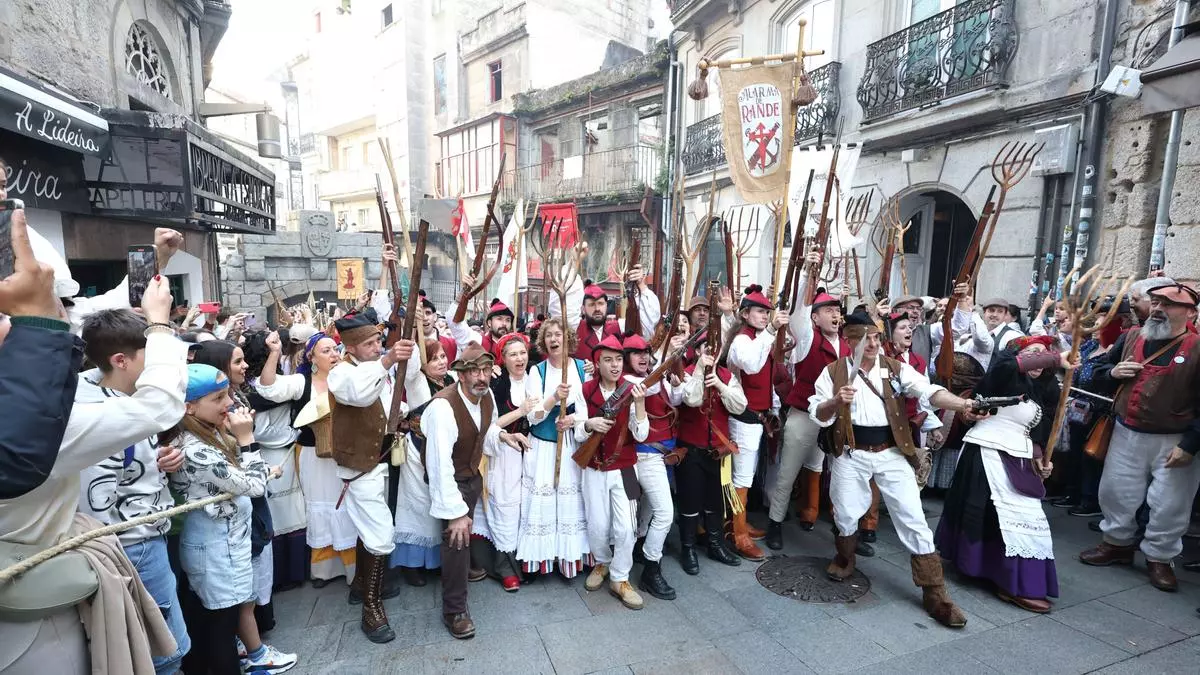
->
[[539, 202, 578, 248], [450, 198, 468, 241]]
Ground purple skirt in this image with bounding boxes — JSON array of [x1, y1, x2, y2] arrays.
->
[[935, 443, 1059, 600]]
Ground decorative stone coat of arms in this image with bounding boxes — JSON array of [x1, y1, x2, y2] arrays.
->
[[301, 211, 335, 257]]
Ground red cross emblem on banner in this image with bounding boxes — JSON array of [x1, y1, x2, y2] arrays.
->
[[745, 122, 781, 173]]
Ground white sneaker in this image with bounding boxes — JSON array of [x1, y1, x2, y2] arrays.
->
[[236, 637, 247, 659], [241, 644, 298, 674]]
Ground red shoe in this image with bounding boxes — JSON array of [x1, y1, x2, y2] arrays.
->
[[501, 575, 520, 592]]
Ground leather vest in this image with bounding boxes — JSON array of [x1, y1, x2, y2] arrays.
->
[[825, 355, 917, 457], [1116, 332, 1200, 433], [582, 379, 638, 471], [736, 326, 774, 412], [785, 331, 848, 411], [330, 357, 389, 473], [574, 319, 621, 361], [422, 385, 495, 481], [676, 364, 733, 450]]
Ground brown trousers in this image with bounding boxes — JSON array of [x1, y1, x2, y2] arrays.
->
[[441, 475, 482, 615]]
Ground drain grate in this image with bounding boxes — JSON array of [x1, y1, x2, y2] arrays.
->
[[755, 555, 871, 603]]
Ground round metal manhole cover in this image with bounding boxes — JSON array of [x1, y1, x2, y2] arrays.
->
[[755, 555, 871, 603]]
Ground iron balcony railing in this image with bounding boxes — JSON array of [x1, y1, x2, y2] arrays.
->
[[298, 133, 316, 154], [856, 0, 1017, 124], [682, 62, 841, 175], [502, 144, 661, 203]]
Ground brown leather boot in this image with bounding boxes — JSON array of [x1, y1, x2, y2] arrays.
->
[[795, 468, 821, 530], [826, 534, 859, 582], [360, 550, 396, 643], [443, 611, 476, 639], [1079, 541, 1136, 567], [347, 539, 368, 605], [1146, 561, 1178, 592], [730, 488, 765, 561], [910, 553, 967, 628]]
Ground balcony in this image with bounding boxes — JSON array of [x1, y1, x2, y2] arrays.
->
[[856, 0, 1017, 124], [299, 133, 316, 155], [316, 168, 377, 201], [502, 145, 661, 204], [682, 62, 841, 175]]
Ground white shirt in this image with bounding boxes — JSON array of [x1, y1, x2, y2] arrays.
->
[[548, 276, 663, 341], [327, 356, 398, 420], [573, 380, 651, 444], [788, 278, 843, 366], [681, 367, 748, 414], [423, 386, 502, 520], [809, 358, 944, 429], [957, 313, 1023, 371], [727, 328, 781, 410]]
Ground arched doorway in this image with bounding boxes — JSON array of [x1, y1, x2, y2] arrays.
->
[[886, 189, 977, 299]]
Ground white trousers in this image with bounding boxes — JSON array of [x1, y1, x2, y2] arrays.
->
[[769, 412, 825, 522], [829, 448, 935, 555], [729, 418, 763, 489], [582, 467, 635, 583], [335, 463, 396, 556], [1098, 424, 1200, 562], [634, 452, 673, 562]]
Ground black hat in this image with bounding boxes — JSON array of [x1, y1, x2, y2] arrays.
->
[[334, 310, 381, 346], [842, 308, 880, 340]]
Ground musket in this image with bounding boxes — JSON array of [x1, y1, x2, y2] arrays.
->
[[452, 154, 508, 324], [723, 222, 736, 295], [622, 238, 643, 338], [375, 177, 405, 347], [387, 220, 430, 431], [875, 223, 897, 301], [970, 393, 1027, 415], [804, 136, 842, 305], [572, 327, 706, 468], [772, 169, 816, 362], [935, 185, 998, 384]]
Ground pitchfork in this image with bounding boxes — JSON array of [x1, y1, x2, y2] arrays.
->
[[970, 141, 1044, 285], [680, 172, 721, 301], [1043, 265, 1132, 464], [725, 204, 762, 295], [527, 217, 583, 487], [877, 196, 913, 297], [839, 190, 874, 303]]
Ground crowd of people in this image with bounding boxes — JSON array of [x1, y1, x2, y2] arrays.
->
[[1, 194, 1199, 673]]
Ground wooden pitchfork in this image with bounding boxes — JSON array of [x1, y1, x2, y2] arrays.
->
[[877, 195, 913, 297], [726, 204, 762, 295], [970, 141, 1044, 286], [1043, 266, 1132, 464], [840, 190, 874, 304], [527, 217, 583, 487], [681, 172, 720, 301]]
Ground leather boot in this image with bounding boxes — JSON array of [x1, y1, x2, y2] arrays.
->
[[443, 611, 476, 639], [910, 553, 967, 628], [1079, 541, 1136, 567], [679, 514, 701, 576], [638, 560, 676, 600], [1147, 561, 1179, 592], [826, 534, 858, 582], [360, 551, 396, 643], [858, 481, 880, 537], [856, 539, 876, 558], [632, 536, 648, 565], [766, 520, 784, 551], [348, 539, 368, 604], [730, 488, 765, 562], [794, 468, 821, 530], [401, 566, 427, 587], [705, 512, 741, 567]]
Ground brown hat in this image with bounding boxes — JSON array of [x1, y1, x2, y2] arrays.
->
[[333, 311, 381, 347], [686, 296, 709, 312], [892, 295, 922, 310], [450, 343, 496, 371], [1148, 283, 1200, 307]]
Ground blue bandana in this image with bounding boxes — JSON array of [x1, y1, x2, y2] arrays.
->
[[298, 332, 329, 375], [186, 364, 228, 402]]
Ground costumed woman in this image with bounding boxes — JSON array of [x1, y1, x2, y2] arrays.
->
[[254, 332, 359, 587], [935, 335, 1071, 613], [519, 317, 591, 578], [390, 338, 454, 587], [476, 332, 538, 591]]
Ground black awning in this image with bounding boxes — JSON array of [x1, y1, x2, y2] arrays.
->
[[1141, 34, 1200, 115], [84, 110, 276, 235], [0, 65, 110, 157]]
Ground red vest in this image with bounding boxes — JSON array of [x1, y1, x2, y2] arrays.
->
[[677, 364, 733, 450], [642, 384, 676, 444], [736, 326, 775, 412], [574, 319, 621, 361], [582, 378, 638, 471], [785, 331, 848, 411], [897, 350, 927, 422], [482, 333, 496, 358]]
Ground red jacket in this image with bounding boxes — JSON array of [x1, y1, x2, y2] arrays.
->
[[582, 378, 638, 471], [642, 383, 675, 444], [574, 319, 621, 361], [785, 331, 848, 412]]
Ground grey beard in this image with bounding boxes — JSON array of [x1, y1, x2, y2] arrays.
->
[[1140, 318, 1172, 341]]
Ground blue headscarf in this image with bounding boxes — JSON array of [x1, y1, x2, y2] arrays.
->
[[186, 364, 228, 402], [297, 332, 329, 375]]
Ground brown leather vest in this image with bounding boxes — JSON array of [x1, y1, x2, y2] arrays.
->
[[825, 355, 917, 457], [422, 385, 495, 481], [331, 356, 389, 473]]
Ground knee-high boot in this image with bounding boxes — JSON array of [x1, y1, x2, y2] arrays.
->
[[730, 488, 765, 562], [794, 468, 821, 529], [910, 553, 967, 628], [360, 550, 396, 643], [826, 534, 859, 581]]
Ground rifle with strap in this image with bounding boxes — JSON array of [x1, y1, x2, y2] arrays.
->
[[572, 327, 705, 468], [773, 169, 815, 362], [935, 185, 997, 384], [387, 221, 430, 432], [803, 143, 841, 306], [622, 238, 643, 338], [375, 177, 406, 349]]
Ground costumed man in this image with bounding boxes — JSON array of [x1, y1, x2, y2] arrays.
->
[[724, 284, 786, 561], [624, 333, 684, 600], [767, 255, 844, 550], [418, 290, 458, 363], [676, 340, 746, 574], [421, 344, 522, 638], [958, 293, 1025, 372], [550, 262, 661, 363], [1080, 283, 1200, 592], [811, 309, 983, 628], [325, 309, 415, 643], [446, 272, 515, 359], [681, 296, 712, 367], [892, 295, 933, 372], [579, 335, 650, 610]]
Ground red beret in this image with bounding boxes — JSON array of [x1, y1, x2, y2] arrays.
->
[[593, 335, 624, 360], [583, 284, 608, 300], [622, 334, 651, 352], [740, 284, 773, 311]]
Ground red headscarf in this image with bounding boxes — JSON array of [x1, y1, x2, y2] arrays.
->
[[1010, 335, 1057, 352]]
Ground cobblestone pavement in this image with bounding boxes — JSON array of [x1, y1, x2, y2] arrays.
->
[[268, 498, 1200, 674]]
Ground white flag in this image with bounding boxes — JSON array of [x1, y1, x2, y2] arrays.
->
[[788, 144, 863, 257], [495, 198, 528, 305]]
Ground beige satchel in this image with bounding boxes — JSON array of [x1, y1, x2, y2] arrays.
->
[[0, 542, 98, 620]]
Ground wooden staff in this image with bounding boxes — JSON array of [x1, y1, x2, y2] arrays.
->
[[1043, 266, 1131, 464], [969, 142, 1044, 286], [935, 186, 997, 384], [804, 124, 843, 305], [452, 155, 508, 325], [681, 173, 720, 303], [874, 198, 899, 301]]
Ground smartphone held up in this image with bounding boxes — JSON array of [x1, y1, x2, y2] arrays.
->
[[127, 245, 158, 307], [0, 198, 25, 279]]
